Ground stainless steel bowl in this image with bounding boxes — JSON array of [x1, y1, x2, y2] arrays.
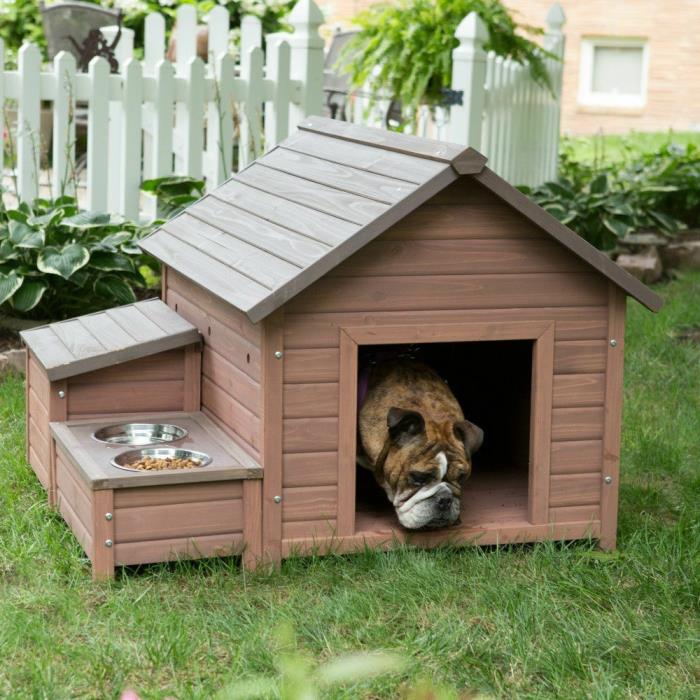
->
[[92, 423, 188, 446], [111, 447, 212, 472]]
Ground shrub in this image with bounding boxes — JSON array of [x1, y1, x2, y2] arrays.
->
[[0, 195, 159, 323], [339, 0, 551, 125], [141, 175, 205, 218], [521, 143, 700, 250]]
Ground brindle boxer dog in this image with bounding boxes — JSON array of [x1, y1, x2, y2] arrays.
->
[[358, 359, 483, 529]]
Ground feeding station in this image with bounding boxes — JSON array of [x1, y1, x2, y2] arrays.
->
[[22, 118, 661, 579]]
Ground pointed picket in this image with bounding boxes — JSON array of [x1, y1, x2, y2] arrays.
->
[[87, 57, 109, 212], [183, 57, 205, 178], [151, 59, 175, 179], [239, 46, 264, 168], [264, 35, 291, 149], [120, 59, 143, 220], [175, 4, 197, 72], [205, 52, 235, 186], [52, 51, 77, 198], [144, 12, 166, 74], [206, 5, 230, 68], [17, 43, 42, 201]]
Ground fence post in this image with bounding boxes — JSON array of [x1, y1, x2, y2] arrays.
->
[[448, 12, 488, 148], [288, 0, 324, 130], [543, 3, 566, 181]]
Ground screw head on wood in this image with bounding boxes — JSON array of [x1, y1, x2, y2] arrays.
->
[[105, 512, 113, 521], [104, 539, 113, 547], [604, 476, 613, 484], [58, 390, 66, 399], [610, 339, 618, 347], [273, 495, 282, 503], [274, 351, 283, 359]]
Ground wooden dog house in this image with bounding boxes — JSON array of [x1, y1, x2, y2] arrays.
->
[[23, 117, 661, 577]]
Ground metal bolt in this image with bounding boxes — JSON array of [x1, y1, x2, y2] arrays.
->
[[273, 495, 282, 504], [610, 339, 618, 347], [604, 476, 613, 485], [274, 351, 283, 359], [105, 512, 113, 521], [58, 390, 66, 399], [104, 539, 113, 548]]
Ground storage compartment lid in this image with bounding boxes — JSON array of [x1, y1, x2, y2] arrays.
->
[[20, 299, 201, 381]]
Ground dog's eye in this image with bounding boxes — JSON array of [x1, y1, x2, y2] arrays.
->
[[408, 470, 433, 486]]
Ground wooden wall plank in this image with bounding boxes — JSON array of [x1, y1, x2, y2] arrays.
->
[[284, 349, 340, 383], [114, 498, 243, 542], [282, 519, 338, 541], [551, 407, 605, 442], [56, 451, 93, 534], [554, 340, 607, 374], [284, 307, 608, 349], [552, 374, 605, 407], [331, 239, 588, 277], [283, 417, 338, 454], [67, 380, 185, 417], [282, 485, 338, 522], [381, 203, 547, 241], [183, 344, 202, 412], [69, 349, 185, 384], [549, 504, 600, 523], [283, 452, 338, 488], [549, 473, 601, 507], [28, 445, 50, 490], [287, 273, 608, 314], [283, 383, 338, 418], [550, 440, 603, 475], [114, 532, 244, 566], [113, 481, 242, 508]]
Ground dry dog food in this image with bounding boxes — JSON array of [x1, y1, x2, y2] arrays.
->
[[126, 456, 203, 471]]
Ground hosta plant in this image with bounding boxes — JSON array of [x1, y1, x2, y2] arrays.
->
[[0, 196, 159, 323]]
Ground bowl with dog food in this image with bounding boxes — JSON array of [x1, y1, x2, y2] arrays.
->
[[111, 447, 212, 472], [92, 423, 188, 446]]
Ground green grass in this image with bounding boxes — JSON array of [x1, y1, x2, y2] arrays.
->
[[1, 275, 699, 699], [563, 130, 700, 165]]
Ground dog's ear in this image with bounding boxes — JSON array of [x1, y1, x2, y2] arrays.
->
[[453, 420, 484, 457], [387, 407, 425, 446]]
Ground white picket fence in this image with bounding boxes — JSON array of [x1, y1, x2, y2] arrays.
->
[[0, 0, 564, 221], [0, 0, 324, 220], [351, 3, 566, 188]]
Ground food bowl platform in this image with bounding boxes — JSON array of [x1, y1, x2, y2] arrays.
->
[[48, 411, 263, 579]]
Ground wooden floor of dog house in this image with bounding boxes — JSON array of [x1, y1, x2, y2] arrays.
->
[[355, 467, 528, 537]]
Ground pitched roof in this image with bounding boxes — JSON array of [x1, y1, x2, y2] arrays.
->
[[21, 299, 201, 381], [140, 117, 662, 322]]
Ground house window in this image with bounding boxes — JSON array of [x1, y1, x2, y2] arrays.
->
[[579, 38, 649, 108]]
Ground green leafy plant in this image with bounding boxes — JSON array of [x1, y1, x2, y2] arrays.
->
[[141, 175, 205, 218], [0, 195, 159, 323], [521, 143, 700, 250], [340, 0, 552, 126]]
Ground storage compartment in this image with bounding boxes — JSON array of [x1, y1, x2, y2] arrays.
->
[[354, 341, 533, 535]]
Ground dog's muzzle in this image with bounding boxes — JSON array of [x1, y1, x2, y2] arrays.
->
[[394, 481, 461, 529]]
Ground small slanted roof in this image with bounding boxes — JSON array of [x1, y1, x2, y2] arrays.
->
[[140, 116, 661, 322], [21, 299, 201, 381]]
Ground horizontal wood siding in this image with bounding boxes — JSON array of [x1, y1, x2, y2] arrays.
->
[[66, 349, 187, 418], [280, 180, 608, 542], [166, 269, 263, 462]]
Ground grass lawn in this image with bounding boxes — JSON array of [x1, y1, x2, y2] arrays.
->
[[562, 130, 700, 165], [1, 275, 699, 700]]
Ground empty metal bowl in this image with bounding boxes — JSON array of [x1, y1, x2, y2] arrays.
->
[[92, 423, 187, 446], [111, 447, 212, 472]]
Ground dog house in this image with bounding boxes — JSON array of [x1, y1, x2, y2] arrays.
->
[[22, 118, 661, 578]]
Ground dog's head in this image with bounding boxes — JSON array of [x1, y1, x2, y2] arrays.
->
[[376, 407, 483, 530]]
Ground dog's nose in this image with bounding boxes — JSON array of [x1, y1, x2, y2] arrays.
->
[[437, 495, 452, 510]]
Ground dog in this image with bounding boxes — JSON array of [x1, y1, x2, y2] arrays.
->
[[358, 359, 483, 530]]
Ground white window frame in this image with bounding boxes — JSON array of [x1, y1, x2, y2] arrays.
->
[[578, 37, 649, 108]]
